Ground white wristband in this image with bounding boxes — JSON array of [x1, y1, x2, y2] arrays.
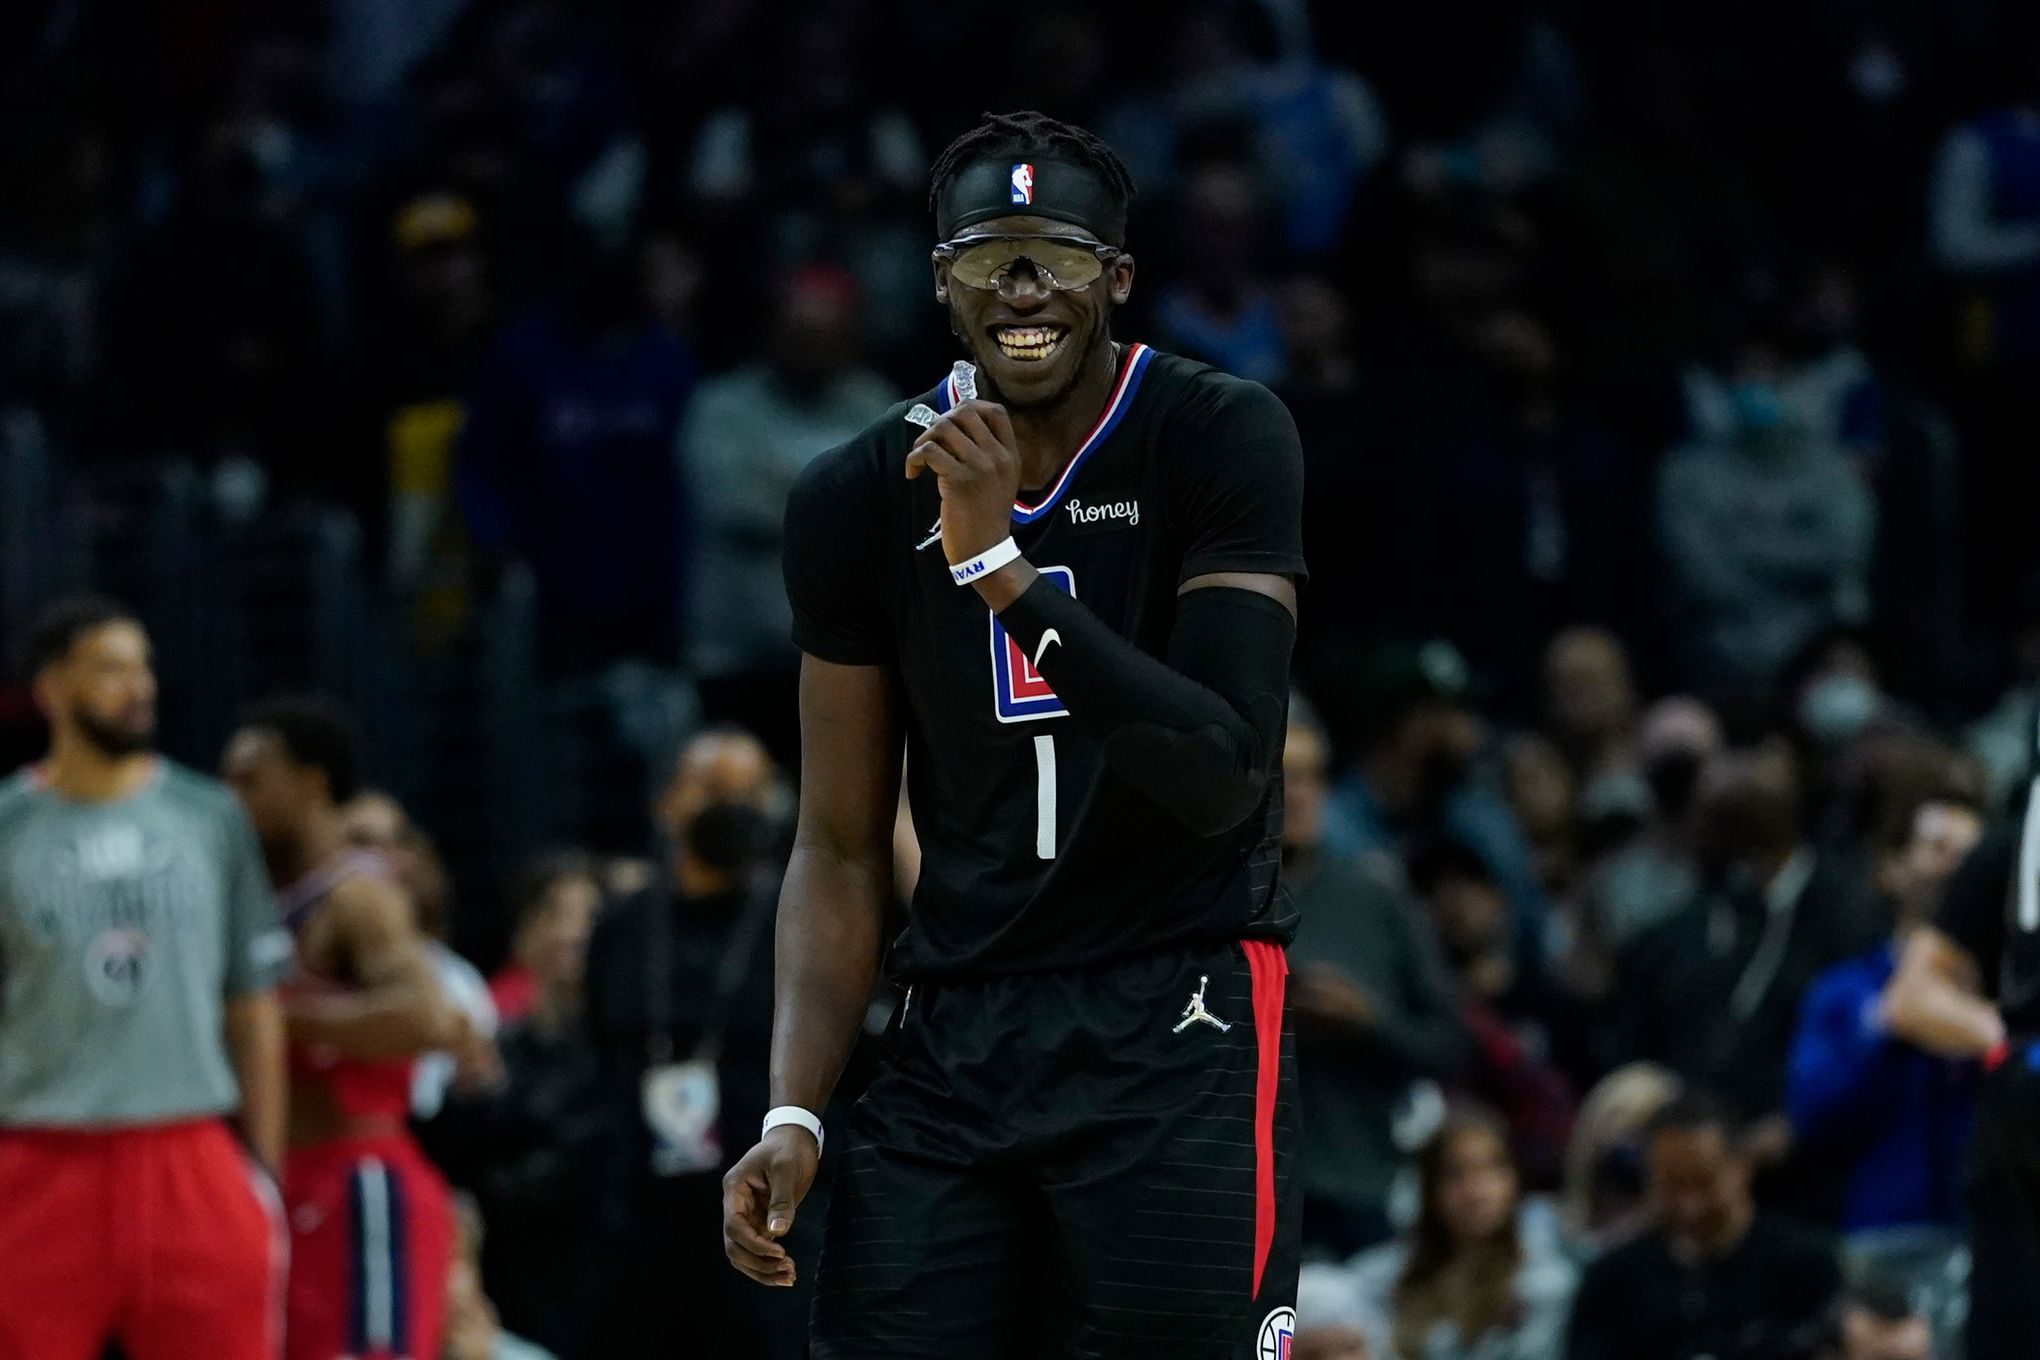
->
[[949, 536, 1021, 586], [762, 1105, 824, 1154]]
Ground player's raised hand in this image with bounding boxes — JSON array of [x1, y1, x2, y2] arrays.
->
[[904, 399, 1021, 564], [722, 1125, 820, 1287]]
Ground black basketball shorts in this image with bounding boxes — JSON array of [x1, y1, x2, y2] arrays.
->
[[810, 937, 1300, 1360], [1967, 1045, 2040, 1360]]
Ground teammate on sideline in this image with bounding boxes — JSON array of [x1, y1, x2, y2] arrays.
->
[[722, 111, 1307, 1358], [0, 597, 291, 1360], [1883, 714, 2040, 1360], [224, 697, 460, 1360]]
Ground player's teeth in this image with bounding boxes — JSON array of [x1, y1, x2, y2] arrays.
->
[[996, 327, 1064, 359]]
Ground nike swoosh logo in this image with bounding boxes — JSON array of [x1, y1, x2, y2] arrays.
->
[[1033, 630, 1061, 667]]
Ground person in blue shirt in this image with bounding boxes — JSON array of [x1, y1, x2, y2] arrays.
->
[[1787, 779, 1986, 1235]]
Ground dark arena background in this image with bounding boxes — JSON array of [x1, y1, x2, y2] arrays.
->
[[3, 2, 2040, 1358]]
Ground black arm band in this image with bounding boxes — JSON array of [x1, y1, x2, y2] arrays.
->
[[996, 582, 1295, 836]]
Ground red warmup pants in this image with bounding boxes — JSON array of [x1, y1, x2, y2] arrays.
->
[[283, 1133, 452, 1360], [0, 1118, 285, 1360]]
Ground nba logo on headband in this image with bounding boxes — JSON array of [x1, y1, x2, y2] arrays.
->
[[1010, 163, 1034, 205]]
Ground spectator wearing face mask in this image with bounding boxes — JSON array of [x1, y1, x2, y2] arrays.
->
[[581, 728, 801, 1355], [1783, 632, 1936, 857], [1307, 1107, 1577, 1360], [1555, 701, 1718, 1080], [1576, 698, 1722, 955], [1680, 266, 1888, 474], [1286, 703, 1471, 1255], [1657, 332, 1877, 706], [1787, 778, 1984, 1242], [1791, 633, 1892, 754]]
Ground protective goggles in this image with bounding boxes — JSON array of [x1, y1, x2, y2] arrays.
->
[[934, 235, 1120, 293]]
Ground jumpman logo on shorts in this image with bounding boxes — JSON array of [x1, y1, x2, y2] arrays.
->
[[1173, 975, 1232, 1033]]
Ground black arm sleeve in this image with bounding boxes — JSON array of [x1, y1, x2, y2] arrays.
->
[[995, 583, 1295, 837]]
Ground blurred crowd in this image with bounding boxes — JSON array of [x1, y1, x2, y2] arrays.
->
[[10, 0, 2040, 1356]]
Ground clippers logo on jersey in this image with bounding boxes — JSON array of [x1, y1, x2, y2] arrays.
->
[[990, 565, 1072, 722], [1010, 162, 1034, 205], [1257, 1306, 1296, 1360]]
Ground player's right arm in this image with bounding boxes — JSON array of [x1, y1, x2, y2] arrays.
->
[[724, 655, 901, 1287], [1880, 926, 2005, 1059]]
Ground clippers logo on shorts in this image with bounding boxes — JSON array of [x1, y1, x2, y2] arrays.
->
[[1010, 162, 1034, 205], [1257, 1306, 1296, 1360], [990, 565, 1071, 723]]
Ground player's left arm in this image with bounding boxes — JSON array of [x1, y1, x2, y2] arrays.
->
[[220, 800, 291, 1171], [980, 554, 1292, 838], [224, 991, 286, 1171], [909, 391, 1300, 838], [284, 876, 463, 1060]]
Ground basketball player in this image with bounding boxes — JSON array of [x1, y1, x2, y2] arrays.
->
[[721, 111, 1306, 1358], [1881, 719, 2040, 1360], [223, 697, 459, 1360], [0, 598, 290, 1360]]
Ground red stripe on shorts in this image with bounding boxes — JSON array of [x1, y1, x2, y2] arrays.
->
[[1242, 939, 1287, 1299]]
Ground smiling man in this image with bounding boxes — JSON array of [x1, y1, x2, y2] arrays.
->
[[719, 111, 1307, 1358]]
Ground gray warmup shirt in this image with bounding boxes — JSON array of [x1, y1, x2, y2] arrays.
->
[[0, 761, 292, 1126]]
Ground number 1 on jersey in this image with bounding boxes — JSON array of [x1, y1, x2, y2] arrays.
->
[[1034, 733, 1057, 859]]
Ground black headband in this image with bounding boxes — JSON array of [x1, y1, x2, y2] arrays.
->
[[934, 156, 1126, 245]]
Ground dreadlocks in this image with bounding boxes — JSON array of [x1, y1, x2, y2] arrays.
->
[[927, 110, 1137, 231]]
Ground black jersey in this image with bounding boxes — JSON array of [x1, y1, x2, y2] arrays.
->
[[783, 343, 1307, 978]]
